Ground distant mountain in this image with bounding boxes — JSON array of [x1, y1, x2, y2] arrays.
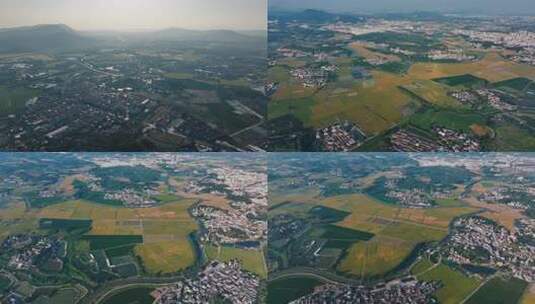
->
[[0, 24, 264, 53], [0, 24, 97, 53], [269, 9, 365, 23], [146, 28, 263, 43]]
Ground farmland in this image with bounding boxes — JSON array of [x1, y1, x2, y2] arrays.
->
[[418, 263, 482, 304], [267, 9, 535, 151], [267, 153, 535, 303], [0, 153, 268, 304]]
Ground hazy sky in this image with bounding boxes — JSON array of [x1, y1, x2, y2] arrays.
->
[[0, 0, 266, 30], [270, 0, 535, 15]]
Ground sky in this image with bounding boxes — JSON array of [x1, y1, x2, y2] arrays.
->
[[269, 0, 535, 15], [0, 0, 266, 31]]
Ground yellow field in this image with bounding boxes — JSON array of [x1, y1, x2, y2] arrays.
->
[[418, 264, 482, 304], [310, 70, 414, 134], [205, 245, 267, 278], [35, 199, 199, 273], [310, 194, 478, 277], [402, 80, 462, 108], [349, 42, 401, 63], [338, 236, 414, 277], [408, 52, 535, 83], [270, 51, 535, 134], [135, 241, 195, 274], [521, 284, 535, 304]]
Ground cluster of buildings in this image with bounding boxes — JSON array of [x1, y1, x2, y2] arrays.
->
[[442, 216, 535, 282], [391, 130, 444, 152], [324, 20, 433, 38], [390, 127, 481, 152], [316, 122, 364, 152], [433, 126, 482, 152], [476, 89, 518, 111], [291, 277, 439, 304], [427, 49, 476, 61], [1, 47, 265, 151], [103, 188, 158, 208], [2, 235, 65, 272], [188, 166, 267, 245], [385, 189, 433, 208], [455, 29, 535, 49], [477, 185, 534, 210], [451, 91, 479, 105], [191, 204, 266, 245], [153, 260, 259, 304], [264, 81, 279, 97], [290, 67, 329, 88], [454, 29, 535, 65]]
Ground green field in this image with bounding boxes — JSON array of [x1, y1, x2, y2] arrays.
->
[[321, 225, 375, 241], [82, 235, 143, 250], [39, 218, 92, 231], [408, 108, 487, 133], [267, 277, 323, 304], [434, 74, 488, 88], [493, 77, 533, 91], [49, 288, 82, 304], [0, 85, 39, 116], [204, 245, 267, 278], [491, 125, 535, 151], [402, 80, 462, 108], [101, 286, 155, 304], [152, 194, 184, 203], [0, 274, 12, 291], [466, 277, 528, 304], [419, 263, 482, 304], [410, 257, 435, 275]]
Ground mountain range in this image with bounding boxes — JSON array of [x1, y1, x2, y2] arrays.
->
[[0, 24, 265, 53]]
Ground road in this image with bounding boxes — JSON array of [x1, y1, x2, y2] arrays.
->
[[268, 267, 361, 286], [230, 119, 265, 138]]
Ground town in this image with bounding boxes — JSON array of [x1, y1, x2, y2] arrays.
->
[[0, 25, 267, 152], [153, 260, 260, 304]]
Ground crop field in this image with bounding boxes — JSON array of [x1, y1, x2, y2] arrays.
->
[[521, 284, 535, 304], [410, 257, 435, 275], [0, 85, 40, 116], [82, 235, 143, 250], [464, 197, 525, 230], [491, 125, 535, 151], [204, 245, 267, 278], [408, 53, 535, 83], [267, 277, 323, 304], [302, 194, 478, 278], [0, 201, 38, 242], [39, 218, 92, 231], [134, 240, 196, 274], [433, 74, 489, 88], [418, 263, 482, 304], [0, 274, 12, 291], [408, 108, 487, 134], [48, 287, 83, 304], [466, 277, 528, 304], [492, 77, 533, 91], [337, 236, 414, 277], [310, 70, 414, 134], [321, 225, 375, 241], [269, 51, 535, 136], [101, 286, 155, 304], [401, 80, 462, 108], [32, 198, 200, 273]]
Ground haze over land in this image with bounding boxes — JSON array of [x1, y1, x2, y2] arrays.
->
[[269, 0, 535, 15], [0, 0, 266, 31]]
